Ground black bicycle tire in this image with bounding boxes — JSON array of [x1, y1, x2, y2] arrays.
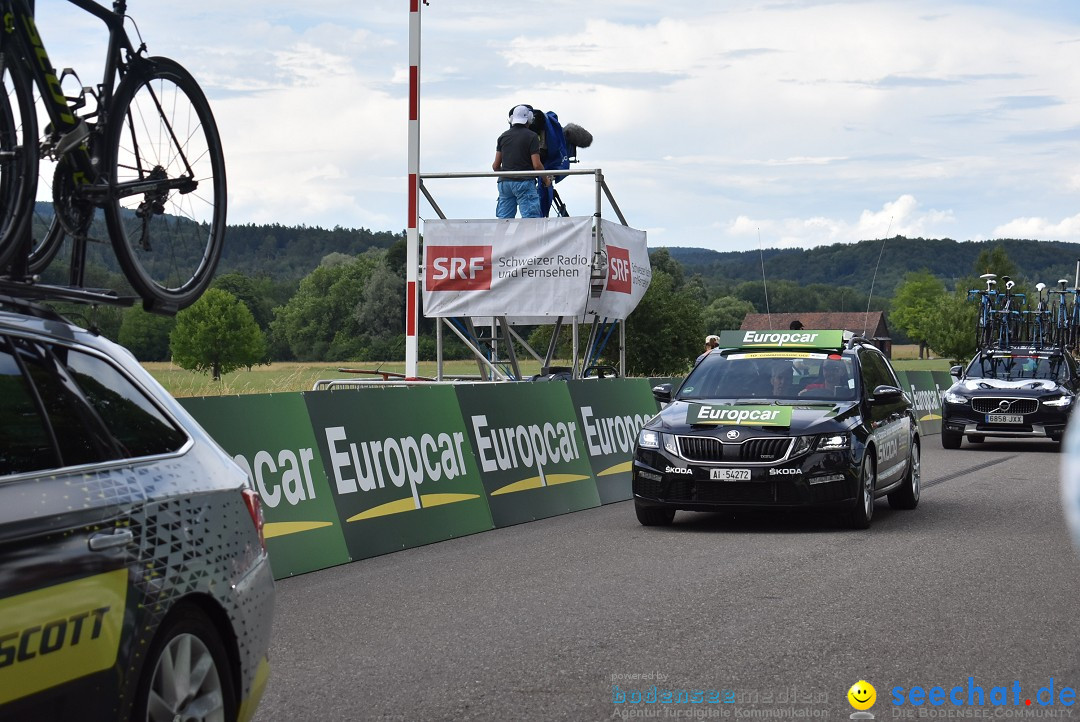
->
[[0, 63, 39, 272], [103, 56, 226, 310], [26, 80, 71, 275]]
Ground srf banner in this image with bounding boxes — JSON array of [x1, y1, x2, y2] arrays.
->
[[180, 394, 351, 578], [567, 378, 658, 504], [454, 382, 601, 527], [585, 218, 651, 321], [303, 386, 494, 561], [422, 216, 593, 318]]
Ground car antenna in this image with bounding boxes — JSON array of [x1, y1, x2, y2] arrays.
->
[[759, 227, 771, 327], [863, 217, 893, 337]]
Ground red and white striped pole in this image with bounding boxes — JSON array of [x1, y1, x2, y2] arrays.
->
[[405, 0, 423, 379]]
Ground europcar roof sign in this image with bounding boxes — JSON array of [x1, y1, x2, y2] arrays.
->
[[717, 330, 846, 349]]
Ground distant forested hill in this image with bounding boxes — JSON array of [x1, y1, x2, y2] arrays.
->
[[667, 237, 1080, 298], [217, 223, 401, 279]]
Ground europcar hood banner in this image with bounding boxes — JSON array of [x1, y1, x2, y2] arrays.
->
[[567, 378, 657, 504], [303, 386, 494, 561], [180, 394, 351, 578], [422, 216, 593, 318], [584, 219, 651, 321], [454, 382, 601, 527]]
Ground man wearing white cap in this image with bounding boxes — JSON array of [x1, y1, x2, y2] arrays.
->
[[492, 104, 551, 218]]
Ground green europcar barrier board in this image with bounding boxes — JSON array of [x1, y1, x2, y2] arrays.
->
[[454, 382, 601, 527], [180, 394, 351, 578], [303, 385, 494, 561], [567, 378, 658, 504], [899, 370, 943, 436]]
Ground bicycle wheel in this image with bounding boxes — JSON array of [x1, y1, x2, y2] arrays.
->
[[25, 81, 79, 275], [103, 56, 225, 310], [0, 63, 39, 272]]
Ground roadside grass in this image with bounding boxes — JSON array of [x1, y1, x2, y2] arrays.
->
[[890, 344, 953, 372], [145, 344, 952, 397], [144, 359, 552, 398]]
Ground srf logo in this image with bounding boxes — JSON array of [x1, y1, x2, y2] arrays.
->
[[427, 245, 492, 291], [606, 245, 631, 294]]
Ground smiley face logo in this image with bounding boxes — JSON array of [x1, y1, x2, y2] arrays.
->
[[847, 680, 876, 710]]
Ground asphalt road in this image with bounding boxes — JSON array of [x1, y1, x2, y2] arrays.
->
[[254, 438, 1080, 721]]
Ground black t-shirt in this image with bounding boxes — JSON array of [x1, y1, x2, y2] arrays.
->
[[496, 126, 540, 172]]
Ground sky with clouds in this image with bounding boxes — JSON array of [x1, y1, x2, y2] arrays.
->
[[36, 0, 1080, 252]]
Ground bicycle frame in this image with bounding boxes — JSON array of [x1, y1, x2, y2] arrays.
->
[[4, 0, 133, 171]]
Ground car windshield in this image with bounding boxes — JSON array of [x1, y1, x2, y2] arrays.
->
[[968, 354, 1069, 383], [678, 351, 857, 401]]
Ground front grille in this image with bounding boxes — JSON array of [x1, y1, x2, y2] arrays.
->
[[677, 436, 793, 463], [741, 438, 791, 462], [971, 398, 1038, 414], [663, 480, 774, 503], [678, 436, 724, 462]]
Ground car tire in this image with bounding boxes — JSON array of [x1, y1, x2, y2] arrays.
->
[[888, 439, 920, 510], [968, 434, 985, 443], [941, 429, 962, 449], [845, 454, 875, 529], [635, 501, 675, 526], [132, 603, 237, 722]]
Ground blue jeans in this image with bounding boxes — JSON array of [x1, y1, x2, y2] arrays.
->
[[496, 179, 541, 218]]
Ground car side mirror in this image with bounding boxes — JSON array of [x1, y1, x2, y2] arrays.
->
[[652, 383, 672, 403], [950, 365, 963, 380], [871, 384, 903, 402]]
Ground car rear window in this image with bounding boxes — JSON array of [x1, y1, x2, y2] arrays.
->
[[0, 340, 58, 475], [56, 347, 188, 458]]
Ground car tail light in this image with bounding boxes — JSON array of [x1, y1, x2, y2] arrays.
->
[[242, 488, 267, 553]]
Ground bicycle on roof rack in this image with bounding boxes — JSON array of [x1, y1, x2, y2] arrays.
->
[[969, 273, 998, 348], [966, 272, 1080, 354], [0, 0, 225, 313]]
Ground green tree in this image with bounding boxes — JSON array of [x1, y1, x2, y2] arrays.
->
[[270, 253, 380, 360], [973, 244, 1018, 280], [889, 270, 946, 358], [623, 268, 703, 375], [703, 295, 756, 332], [118, 307, 176, 361], [924, 288, 977, 364], [211, 272, 275, 331], [170, 289, 267, 380]]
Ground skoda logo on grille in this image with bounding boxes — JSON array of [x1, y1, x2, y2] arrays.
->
[[726, 430, 740, 440], [998, 400, 1011, 412]]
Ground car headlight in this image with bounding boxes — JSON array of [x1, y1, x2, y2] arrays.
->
[[1044, 395, 1073, 407], [815, 434, 851, 451], [944, 392, 968, 404], [638, 429, 680, 456], [790, 436, 815, 457]]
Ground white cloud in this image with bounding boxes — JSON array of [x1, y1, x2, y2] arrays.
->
[[30, 1, 1080, 250], [993, 214, 1080, 241]]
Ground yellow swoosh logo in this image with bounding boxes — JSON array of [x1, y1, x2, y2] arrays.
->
[[491, 473, 591, 495], [596, 461, 631, 477], [346, 492, 481, 521], [264, 521, 334, 539]]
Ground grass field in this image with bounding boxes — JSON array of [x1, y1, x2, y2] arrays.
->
[[145, 359, 553, 398], [146, 344, 951, 398]]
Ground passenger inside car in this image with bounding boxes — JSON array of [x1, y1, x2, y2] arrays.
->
[[800, 359, 851, 397], [769, 363, 796, 396]]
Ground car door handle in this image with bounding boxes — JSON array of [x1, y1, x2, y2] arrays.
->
[[89, 528, 135, 551]]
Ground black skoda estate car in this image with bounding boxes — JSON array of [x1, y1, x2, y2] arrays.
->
[[633, 330, 920, 529], [0, 294, 274, 721], [941, 346, 1077, 449]]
